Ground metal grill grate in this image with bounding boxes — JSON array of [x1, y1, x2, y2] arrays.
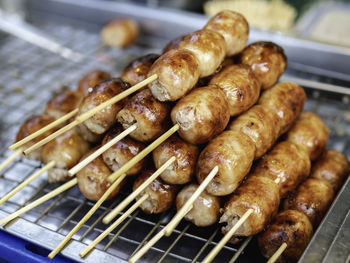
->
[[0, 15, 350, 263]]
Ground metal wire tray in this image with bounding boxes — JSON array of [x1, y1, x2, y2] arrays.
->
[[0, 1, 349, 262]]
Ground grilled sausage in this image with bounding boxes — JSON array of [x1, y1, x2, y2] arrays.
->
[[228, 105, 279, 159], [171, 86, 230, 144], [284, 178, 334, 227], [102, 125, 147, 176], [77, 70, 111, 97], [121, 54, 159, 86], [239, 41, 287, 90], [251, 141, 311, 197], [176, 184, 220, 227], [162, 35, 186, 53], [117, 89, 171, 142], [286, 112, 329, 161], [204, 10, 249, 56], [258, 82, 306, 135], [152, 135, 199, 185], [77, 149, 125, 201], [41, 130, 90, 183], [178, 29, 226, 77], [220, 176, 280, 236], [258, 210, 313, 263], [209, 64, 261, 117], [196, 130, 256, 196], [101, 18, 139, 48], [75, 122, 103, 143], [310, 150, 349, 192], [45, 90, 83, 120], [148, 48, 200, 101], [16, 114, 57, 161], [79, 78, 130, 134], [133, 169, 178, 214]]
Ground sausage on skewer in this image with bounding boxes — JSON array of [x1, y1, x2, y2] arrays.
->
[[239, 41, 287, 90], [77, 70, 111, 97]]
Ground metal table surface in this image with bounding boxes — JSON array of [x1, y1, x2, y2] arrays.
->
[[0, 0, 349, 262]]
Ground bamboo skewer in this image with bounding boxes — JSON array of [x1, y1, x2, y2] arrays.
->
[[267, 242, 287, 263], [0, 178, 77, 225], [0, 160, 55, 205], [9, 108, 79, 151], [103, 156, 176, 224], [23, 74, 157, 156], [0, 148, 23, 172], [48, 173, 127, 259], [164, 165, 219, 236], [202, 209, 254, 263], [80, 193, 149, 258], [202, 177, 281, 263], [128, 205, 193, 263], [107, 124, 180, 183], [127, 166, 219, 262], [68, 124, 137, 176]]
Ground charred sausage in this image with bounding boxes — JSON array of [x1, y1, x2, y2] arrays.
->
[[310, 150, 349, 192], [76, 149, 125, 201], [209, 64, 261, 117], [148, 48, 200, 101], [41, 130, 90, 183], [286, 112, 329, 161], [152, 135, 199, 184], [117, 89, 171, 142], [204, 10, 249, 56], [171, 86, 230, 144], [77, 70, 111, 97], [176, 184, 220, 227], [79, 78, 130, 134], [121, 54, 159, 86], [133, 169, 178, 214], [16, 114, 57, 161], [102, 125, 147, 176]]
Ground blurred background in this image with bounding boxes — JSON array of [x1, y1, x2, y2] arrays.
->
[[1, 0, 350, 47]]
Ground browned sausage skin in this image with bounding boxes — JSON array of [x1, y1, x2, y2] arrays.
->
[[152, 135, 199, 185], [121, 54, 159, 86], [176, 184, 220, 227], [162, 35, 186, 54], [45, 90, 83, 120], [220, 176, 280, 236], [77, 149, 125, 201], [79, 78, 130, 135], [101, 19, 139, 48], [196, 131, 256, 196], [258, 210, 313, 263], [178, 29, 226, 77], [171, 86, 230, 144], [16, 114, 57, 161], [204, 10, 249, 56], [209, 64, 261, 117], [251, 141, 311, 197], [259, 82, 306, 135], [286, 112, 329, 162], [239, 41, 287, 90], [310, 150, 349, 192], [133, 169, 178, 214], [148, 48, 200, 101], [77, 70, 111, 97], [117, 89, 171, 142], [228, 105, 279, 159], [102, 125, 147, 176], [284, 178, 334, 227], [41, 130, 90, 183]]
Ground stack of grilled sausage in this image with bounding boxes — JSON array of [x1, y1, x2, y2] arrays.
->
[[12, 9, 349, 262]]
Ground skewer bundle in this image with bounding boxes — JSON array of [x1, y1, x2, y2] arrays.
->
[[0, 9, 347, 263]]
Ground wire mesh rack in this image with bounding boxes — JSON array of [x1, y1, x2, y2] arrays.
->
[[0, 4, 350, 263]]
